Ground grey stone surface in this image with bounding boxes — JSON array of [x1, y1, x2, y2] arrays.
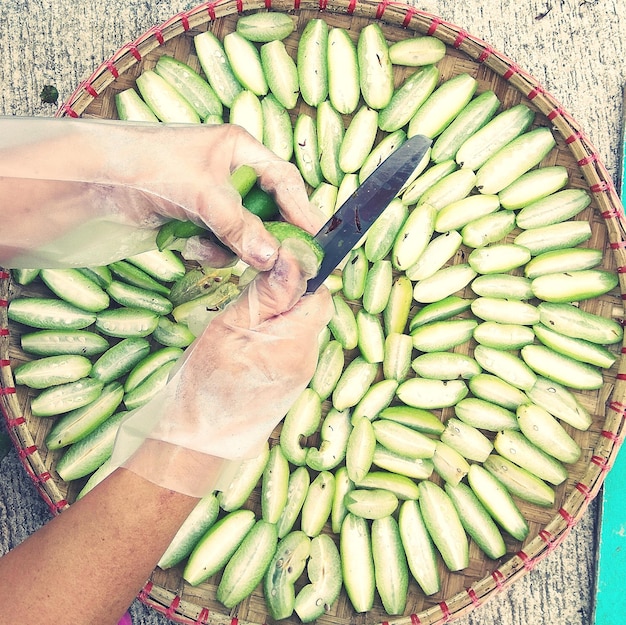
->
[[0, 0, 624, 623]]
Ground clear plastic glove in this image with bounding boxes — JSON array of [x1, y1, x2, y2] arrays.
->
[[0, 117, 320, 269], [109, 244, 333, 497]]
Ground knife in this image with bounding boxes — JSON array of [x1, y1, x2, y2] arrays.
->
[[306, 134, 432, 293]]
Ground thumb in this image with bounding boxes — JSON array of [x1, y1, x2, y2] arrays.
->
[[228, 245, 320, 328]]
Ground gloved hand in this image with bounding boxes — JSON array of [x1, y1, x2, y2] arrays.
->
[[0, 117, 320, 270], [109, 244, 333, 497]]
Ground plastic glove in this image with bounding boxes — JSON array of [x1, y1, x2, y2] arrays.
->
[[109, 244, 333, 497], [0, 117, 320, 269]]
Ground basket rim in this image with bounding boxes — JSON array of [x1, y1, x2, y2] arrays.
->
[[2, 1, 626, 624]]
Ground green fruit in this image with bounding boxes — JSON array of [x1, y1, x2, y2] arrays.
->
[[264, 221, 324, 267]]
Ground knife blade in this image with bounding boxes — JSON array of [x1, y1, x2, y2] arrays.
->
[[306, 134, 432, 293]]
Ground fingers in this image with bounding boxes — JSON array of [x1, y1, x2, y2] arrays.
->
[[255, 160, 327, 235], [181, 235, 237, 267], [271, 284, 334, 338], [191, 183, 279, 271], [246, 246, 312, 326], [227, 126, 326, 235], [222, 246, 317, 329]]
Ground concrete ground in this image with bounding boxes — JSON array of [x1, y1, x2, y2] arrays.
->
[[0, 0, 624, 623]]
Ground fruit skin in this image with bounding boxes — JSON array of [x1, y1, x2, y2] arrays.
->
[[183, 509, 256, 586], [297, 19, 329, 107], [418, 480, 469, 572], [263, 221, 324, 267], [357, 23, 394, 110], [294, 533, 342, 622], [340, 513, 375, 613], [371, 515, 409, 615], [236, 11, 295, 42], [264, 531, 311, 620], [216, 520, 279, 609]]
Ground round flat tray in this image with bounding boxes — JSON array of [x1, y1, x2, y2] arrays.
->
[[1, 1, 625, 624]]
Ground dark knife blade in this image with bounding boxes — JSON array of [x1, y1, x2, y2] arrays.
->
[[306, 134, 431, 293]]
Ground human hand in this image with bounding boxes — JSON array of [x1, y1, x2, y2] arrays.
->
[[111, 122, 324, 269], [110, 244, 333, 497], [0, 118, 323, 269]]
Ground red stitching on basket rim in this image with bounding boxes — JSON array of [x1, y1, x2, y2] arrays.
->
[[592, 181, 611, 193], [592, 454, 610, 470], [426, 16, 443, 35], [166, 595, 181, 617], [0, 271, 10, 279], [0, 328, 9, 337], [52, 498, 68, 511], [125, 43, 142, 61], [578, 152, 599, 166], [138, 581, 154, 602], [376, 0, 391, 18], [610, 241, 626, 249], [401, 6, 418, 27], [37, 471, 52, 483], [0, 299, 9, 308], [438, 601, 451, 622], [105, 60, 119, 79], [18, 445, 37, 458], [452, 30, 469, 48], [466, 586, 481, 607], [602, 209, 621, 219], [565, 131, 583, 145], [195, 608, 210, 624], [180, 11, 191, 29], [547, 106, 564, 121], [610, 400, 626, 415], [150, 26, 165, 45], [502, 63, 520, 80], [477, 45, 495, 62], [559, 507, 576, 526], [538, 529, 558, 552], [83, 82, 98, 99], [601, 430, 621, 443], [6, 416, 25, 428], [492, 568, 506, 589], [0, 359, 10, 366], [0, 386, 16, 395], [576, 481, 593, 500], [410, 613, 422, 625], [527, 84, 546, 100], [517, 549, 535, 570]]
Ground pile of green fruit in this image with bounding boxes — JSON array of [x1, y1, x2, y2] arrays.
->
[[7, 10, 622, 622]]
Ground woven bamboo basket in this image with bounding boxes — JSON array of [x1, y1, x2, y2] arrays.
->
[[1, 1, 625, 623]]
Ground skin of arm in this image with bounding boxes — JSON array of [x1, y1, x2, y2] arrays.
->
[[0, 466, 205, 625], [0, 118, 329, 622]]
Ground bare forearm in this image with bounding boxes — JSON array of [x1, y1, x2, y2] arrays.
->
[[0, 117, 162, 184], [0, 467, 198, 625]]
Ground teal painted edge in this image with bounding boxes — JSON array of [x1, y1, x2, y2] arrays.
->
[[592, 84, 626, 625], [593, 446, 626, 625]]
